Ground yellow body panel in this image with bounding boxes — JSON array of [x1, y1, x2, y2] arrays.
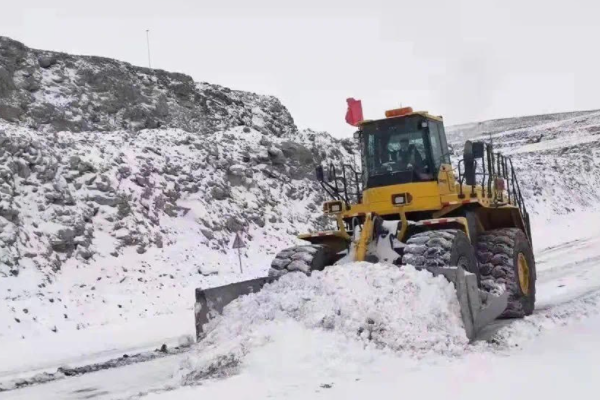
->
[[351, 181, 442, 217], [354, 213, 374, 261]]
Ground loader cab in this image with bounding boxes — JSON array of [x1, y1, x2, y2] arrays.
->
[[359, 110, 451, 189]]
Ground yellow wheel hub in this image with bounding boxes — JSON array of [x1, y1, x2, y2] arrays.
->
[[517, 253, 530, 295]]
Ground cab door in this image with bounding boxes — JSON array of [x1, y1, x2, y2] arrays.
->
[[427, 120, 455, 194]]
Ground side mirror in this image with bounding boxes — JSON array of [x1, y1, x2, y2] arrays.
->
[[353, 130, 361, 140], [327, 163, 335, 182], [472, 142, 485, 158], [463, 141, 476, 186], [315, 165, 324, 182]]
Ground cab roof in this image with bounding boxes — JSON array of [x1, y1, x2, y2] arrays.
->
[[359, 110, 443, 127]]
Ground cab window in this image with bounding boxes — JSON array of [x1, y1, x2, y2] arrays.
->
[[428, 122, 444, 171]]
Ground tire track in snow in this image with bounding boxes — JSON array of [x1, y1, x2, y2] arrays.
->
[[535, 235, 600, 309], [491, 287, 600, 348], [485, 234, 600, 346]]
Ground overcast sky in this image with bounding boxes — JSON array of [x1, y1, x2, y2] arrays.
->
[[2, 0, 599, 137]]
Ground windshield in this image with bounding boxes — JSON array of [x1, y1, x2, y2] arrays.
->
[[362, 115, 434, 188]]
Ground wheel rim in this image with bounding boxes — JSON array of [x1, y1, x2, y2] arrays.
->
[[517, 253, 530, 295]]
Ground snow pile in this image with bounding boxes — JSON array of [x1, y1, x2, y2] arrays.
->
[[179, 263, 468, 383]]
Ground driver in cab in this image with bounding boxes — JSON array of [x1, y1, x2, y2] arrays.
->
[[387, 138, 433, 180], [395, 138, 423, 170]]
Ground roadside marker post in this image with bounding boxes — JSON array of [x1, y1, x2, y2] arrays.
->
[[232, 233, 246, 273]]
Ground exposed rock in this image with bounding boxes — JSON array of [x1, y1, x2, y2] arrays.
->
[[211, 185, 230, 200], [38, 55, 57, 68], [268, 146, 285, 165], [200, 228, 215, 240], [0, 105, 23, 122], [90, 194, 117, 207], [50, 227, 76, 252], [226, 216, 246, 232]]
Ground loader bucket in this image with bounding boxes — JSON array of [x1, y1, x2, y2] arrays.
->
[[426, 266, 509, 342], [194, 277, 273, 340]]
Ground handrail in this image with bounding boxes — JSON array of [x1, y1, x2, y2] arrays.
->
[[464, 142, 529, 235], [317, 162, 364, 206]]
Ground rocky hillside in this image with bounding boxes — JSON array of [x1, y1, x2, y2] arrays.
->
[[447, 110, 600, 217], [0, 36, 295, 136], [0, 37, 356, 340]]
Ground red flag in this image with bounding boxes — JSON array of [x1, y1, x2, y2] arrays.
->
[[345, 98, 363, 127]]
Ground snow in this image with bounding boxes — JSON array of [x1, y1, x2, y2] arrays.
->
[[142, 314, 600, 400], [7, 310, 600, 399], [177, 263, 468, 385], [0, 152, 597, 398], [0, 122, 352, 343], [114, 205, 600, 399], [0, 311, 194, 383], [3, 36, 600, 398], [132, 211, 600, 400]]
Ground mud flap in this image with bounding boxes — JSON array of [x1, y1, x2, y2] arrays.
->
[[426, 266, 509, 342], [194, 277, 273, 340]]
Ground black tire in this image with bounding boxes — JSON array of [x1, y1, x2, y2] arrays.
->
[[476, 228, 536, 318], [401, 229, 480, 282], [268, 244, 335, 278]]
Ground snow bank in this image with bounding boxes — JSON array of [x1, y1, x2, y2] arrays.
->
[[179, 263, 469, 383]]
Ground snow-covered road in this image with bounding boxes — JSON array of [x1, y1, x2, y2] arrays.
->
[[3, 214, 600, 400], [146, 314, 600, 400]]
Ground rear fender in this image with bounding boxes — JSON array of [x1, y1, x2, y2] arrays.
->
[[410, 217, 471, 240], [475, 206, 531, 243]]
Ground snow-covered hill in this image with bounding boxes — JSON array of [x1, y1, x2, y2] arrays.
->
[[447, 110, 600, 217], [0, 37, 357, 341]]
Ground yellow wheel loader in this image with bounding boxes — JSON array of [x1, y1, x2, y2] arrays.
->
[[195, 106, 536, 342]]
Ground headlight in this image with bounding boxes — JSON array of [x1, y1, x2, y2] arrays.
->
[[391, 193, 412, 206], [394, 195, 406, 204], [326, 201, 343, 213]]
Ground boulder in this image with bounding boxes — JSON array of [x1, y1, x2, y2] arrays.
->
[[226, 215, 245, 232], [50, 227, 76, 252], [38, 55, 57, 68], [211, 185, 230, 200], [0, 105, 23, 122], [268, 146, 285, 165]]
